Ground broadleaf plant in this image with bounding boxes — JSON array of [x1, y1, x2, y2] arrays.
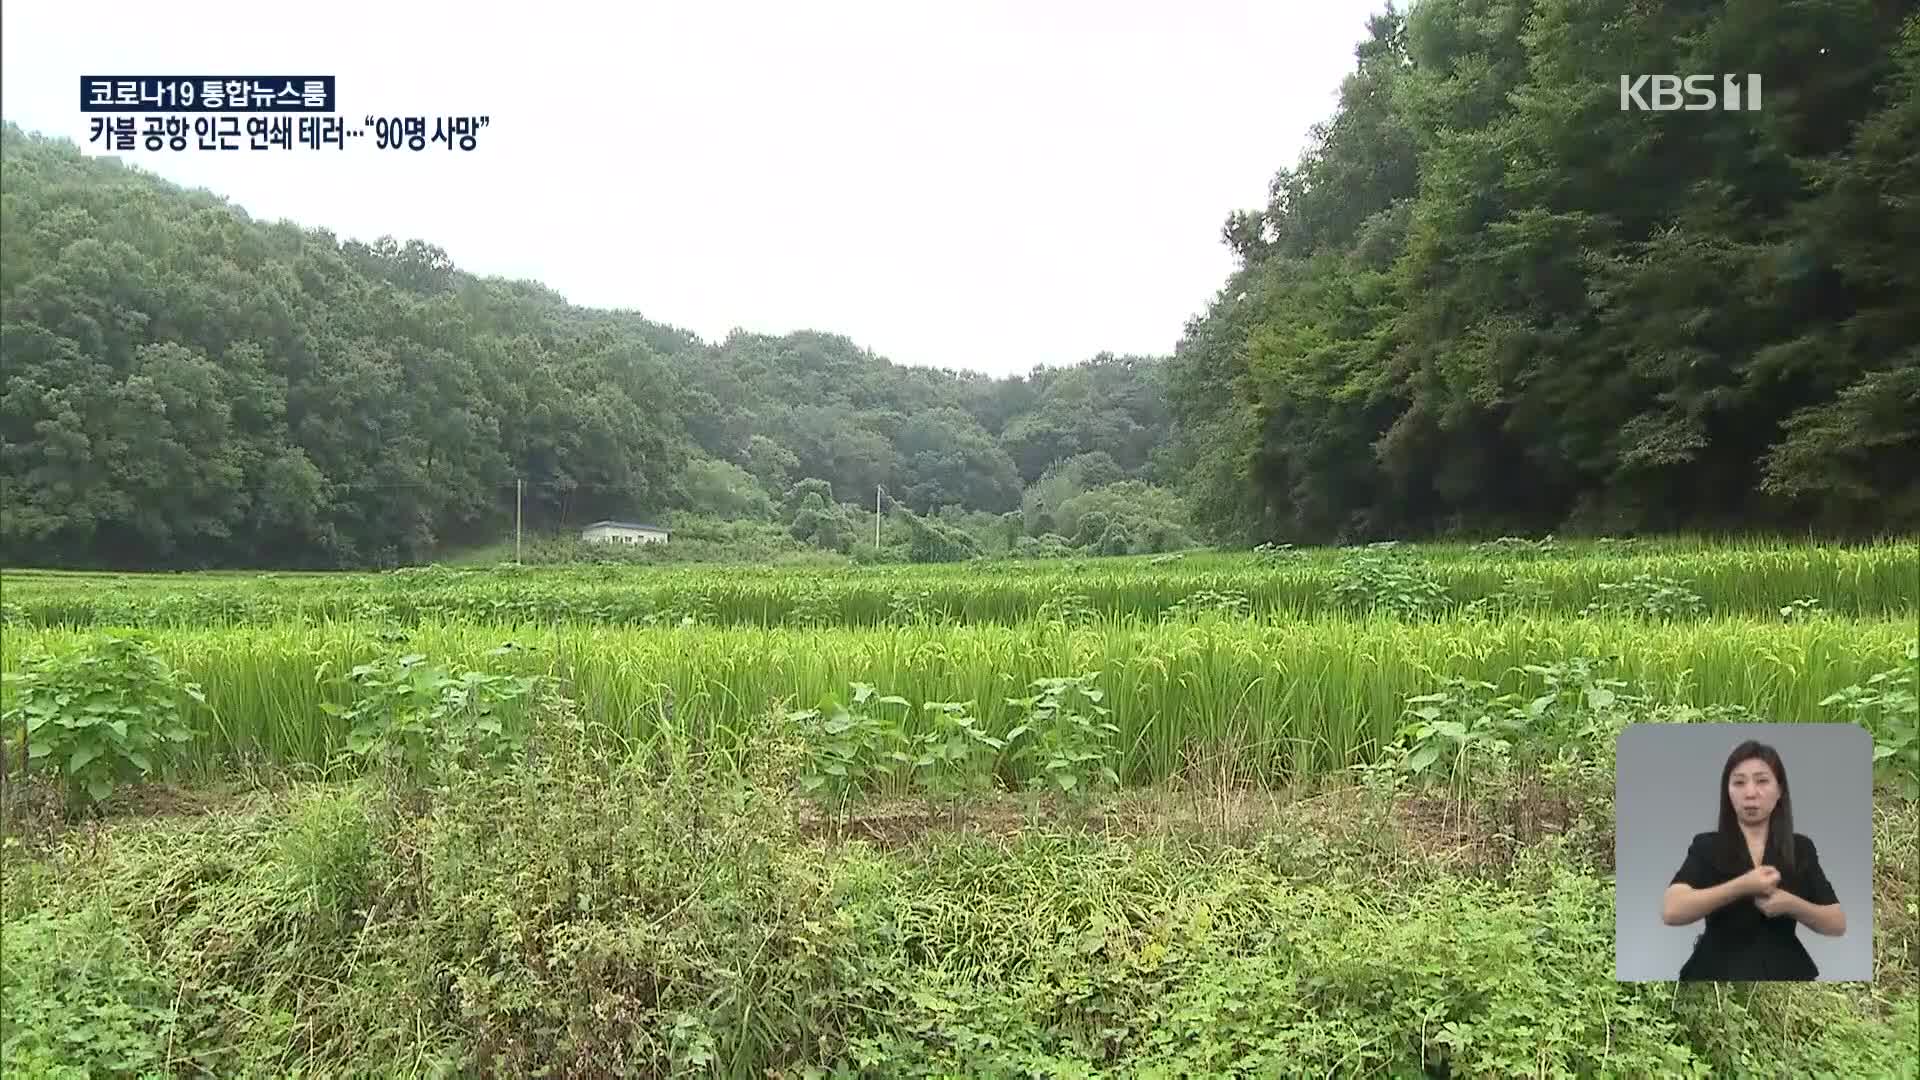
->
[[1821, 641, 1919, 798], [1, 635, 207, 813], [1004, 673, 1121, 795], [316, 647, 538, 780]]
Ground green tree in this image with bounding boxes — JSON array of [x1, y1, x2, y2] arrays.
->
[[685, 457, 776, 520], [1165, 0, 1920, 543]]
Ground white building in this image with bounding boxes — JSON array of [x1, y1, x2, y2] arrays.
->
[[580, 519, 670, 545]]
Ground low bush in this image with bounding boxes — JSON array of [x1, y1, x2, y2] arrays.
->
[[1, 635, 206, 813]]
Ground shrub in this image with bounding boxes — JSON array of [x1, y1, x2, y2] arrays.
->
[[1, 635, 205, 811], [1579, 574, 1706, 619], [1328, 552, 1451, 618], [1822, 642, 1920, 797], [317, 648, 541, 781], [791, 682, 916, 804], [1004, 674, 1121, 795]]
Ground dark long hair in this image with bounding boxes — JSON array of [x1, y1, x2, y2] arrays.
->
[[1713, 739, 1797, 875]]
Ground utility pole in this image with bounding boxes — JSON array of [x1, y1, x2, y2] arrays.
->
[[875, 485, 882, 549], [515, 478, 523, 563]]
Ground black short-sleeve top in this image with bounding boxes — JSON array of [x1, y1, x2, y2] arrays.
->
[[1669, 830, 1839, 980]]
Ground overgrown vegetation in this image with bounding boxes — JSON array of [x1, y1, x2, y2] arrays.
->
[[316, 648, 541, 779], [4, 681, 1915, 1078], [1822, 642, 1920, 799], [4, 536, 1915, 1076], [0, 635, 206, 811]]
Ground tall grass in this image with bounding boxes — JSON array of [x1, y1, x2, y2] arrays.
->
[[6, 616, 1908, 786]]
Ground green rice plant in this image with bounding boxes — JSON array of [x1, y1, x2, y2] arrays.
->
[[1779, 596, 1826, 623], [7, 539, 1913, 627], [5, 615, 1913, 790]]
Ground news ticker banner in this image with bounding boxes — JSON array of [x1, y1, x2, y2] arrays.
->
[[81, 76, 489, 152]]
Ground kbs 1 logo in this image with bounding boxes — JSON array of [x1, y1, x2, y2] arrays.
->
[[1619, 74, 1762, 112]]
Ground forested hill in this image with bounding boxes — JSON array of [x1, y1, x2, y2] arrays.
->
[[6, 1, 1919, 571], [0, 122, 1170, 568], [1165, 2, 1919, 544]]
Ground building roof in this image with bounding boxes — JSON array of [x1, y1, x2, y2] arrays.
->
[[582, 519, 669, 533]]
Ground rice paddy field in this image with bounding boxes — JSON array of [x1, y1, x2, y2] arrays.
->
[[3, 538, 1917, 1078]]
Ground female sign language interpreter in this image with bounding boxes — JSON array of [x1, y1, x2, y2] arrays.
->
[[1661, 740, 1848, 980]]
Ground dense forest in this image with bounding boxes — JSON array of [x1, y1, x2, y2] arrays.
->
[[1167, 0, 1919, 544], [3, 0, 1917, 570], [0, 122, 1174, 568]]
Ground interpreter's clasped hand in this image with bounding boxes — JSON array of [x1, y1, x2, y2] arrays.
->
[[1739, 865, 1781, 897]]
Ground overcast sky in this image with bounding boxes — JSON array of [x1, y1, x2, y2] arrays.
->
[[3, 0, 1389, 377]]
